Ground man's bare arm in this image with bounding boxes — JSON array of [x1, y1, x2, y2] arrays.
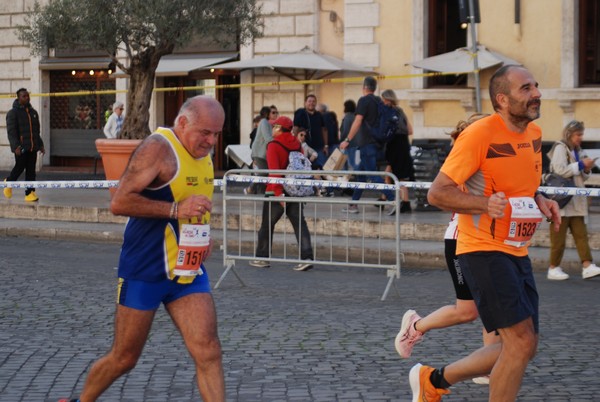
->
[[427, 171, 507, 218], [110, 136, 174, 218]]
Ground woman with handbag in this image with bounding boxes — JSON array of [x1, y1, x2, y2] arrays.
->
[[546, 120, 600, 280]]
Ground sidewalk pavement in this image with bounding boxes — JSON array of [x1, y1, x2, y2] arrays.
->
[[1, 169, 600, 275]]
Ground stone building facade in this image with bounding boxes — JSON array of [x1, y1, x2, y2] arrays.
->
[[1, 0, 600, 170]]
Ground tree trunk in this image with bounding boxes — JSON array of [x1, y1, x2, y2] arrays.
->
[[118, 53, 160, 139]]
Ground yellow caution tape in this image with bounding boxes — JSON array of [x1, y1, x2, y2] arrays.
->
[[0, 70, 476, 99]]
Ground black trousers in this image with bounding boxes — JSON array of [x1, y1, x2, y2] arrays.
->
[[7, 151, 37, 195], [255, 200, 314, 261]]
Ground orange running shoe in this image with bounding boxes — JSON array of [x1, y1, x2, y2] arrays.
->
[[409, 363, 450, 402]]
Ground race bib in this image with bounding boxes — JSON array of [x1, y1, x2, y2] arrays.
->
[[505, 197, 543, 248], [174, 224, 210, 277]]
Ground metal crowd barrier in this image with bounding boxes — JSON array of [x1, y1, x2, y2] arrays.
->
[[2, 176, 599, 302], [213, 169, 403, 301]]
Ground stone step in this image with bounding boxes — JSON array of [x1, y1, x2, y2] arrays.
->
[[1, 202, 599, 250]]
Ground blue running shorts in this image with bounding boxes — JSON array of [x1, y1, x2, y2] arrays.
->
[[458, 251, 539, 333], [117, 268, 211, 310]]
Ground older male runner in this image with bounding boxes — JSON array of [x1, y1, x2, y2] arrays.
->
[[65, 96, 225, 402], [413, 65, 561, 402]]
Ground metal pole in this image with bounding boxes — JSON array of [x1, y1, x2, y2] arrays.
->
[[468, 0, 482, 113]]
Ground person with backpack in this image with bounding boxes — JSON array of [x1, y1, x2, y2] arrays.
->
[[339, 76, 395, 215], [381, 89, 414, 214], [250, 116, 315, 272]]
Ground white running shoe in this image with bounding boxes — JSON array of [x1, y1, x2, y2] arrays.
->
[[547, 266, 569, 281], [249, 260, 270, 268], [582, 263, 600, 279]]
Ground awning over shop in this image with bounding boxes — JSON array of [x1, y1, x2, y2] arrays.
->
[[155, 53, 237, 76], [39, 57, 113, 71], [210, 47, 375, 80], [410, 45, 520, 73], [113, 53, 238, 78]]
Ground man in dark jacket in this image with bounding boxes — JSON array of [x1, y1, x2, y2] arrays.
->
[[4, 88, 45, 201]]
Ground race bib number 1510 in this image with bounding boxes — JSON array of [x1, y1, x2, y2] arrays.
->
[[174, 224, 210, 277]]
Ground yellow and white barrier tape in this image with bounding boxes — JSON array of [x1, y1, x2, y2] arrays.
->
[[1, 177, 598, 198]]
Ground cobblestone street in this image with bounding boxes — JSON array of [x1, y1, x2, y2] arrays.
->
[[1, 237, 599, 401]]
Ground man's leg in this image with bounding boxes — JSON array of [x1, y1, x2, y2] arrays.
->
[[352, 143, 394, 202], [442, 317, 536, 390], [447, 252, 539, 401], [24, 152, 37, 195], [255, 201, 284, 258], [166, 293, 225, 402], [7, 153, 27, 181], [350, 147, 367, 202], [285, 202, 313, 260], [79, 305, 155, 401], [489, 318, 537, 401]]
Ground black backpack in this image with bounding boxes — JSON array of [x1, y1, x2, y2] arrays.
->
[[366, 97, 408, 144]]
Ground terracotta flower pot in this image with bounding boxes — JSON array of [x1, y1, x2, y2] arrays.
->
[[95, 138, 142, 195]]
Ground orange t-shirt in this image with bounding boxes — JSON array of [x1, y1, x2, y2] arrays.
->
[[440, 114, 543, 256]]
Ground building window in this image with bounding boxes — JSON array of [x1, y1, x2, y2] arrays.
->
[[49, 70, 115, 130], [579, 0, 600, 86], [427, 0, 468, 87]]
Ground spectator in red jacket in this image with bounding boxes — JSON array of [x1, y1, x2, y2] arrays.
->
[[250, 116, 314, 271]]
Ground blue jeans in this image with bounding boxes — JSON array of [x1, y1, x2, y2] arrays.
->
[[351, 143, 395, 202], [345, 146, 360, 171], [256, 199, 314, 260], [315, 149, 328, 167]]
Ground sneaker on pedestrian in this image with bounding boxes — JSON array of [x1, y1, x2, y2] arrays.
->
[[341, 204, 359, 214], [293, 260, 314, 271], [3, 179, 11, 199], [374, 196, 386, 210], [400, 201, 412, 213], [249, 260, 269, 268], [409, 363, 450, 402], [243, 186, 254, 195], [24, 191, 39, 202], [472, 375, 490, 385], [386, 205, 396, 216], [547, 266, 569, 280], [582, 263, 600, 279], [395, 309, 424, 358]]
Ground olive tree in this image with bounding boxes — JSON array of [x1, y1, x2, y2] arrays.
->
[[18, 0, 263, 139]]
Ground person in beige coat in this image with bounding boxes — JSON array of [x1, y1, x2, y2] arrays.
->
[[547, 120, 600, 280]]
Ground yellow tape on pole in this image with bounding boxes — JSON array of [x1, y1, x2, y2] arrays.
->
[[0, 70, 475, 99]]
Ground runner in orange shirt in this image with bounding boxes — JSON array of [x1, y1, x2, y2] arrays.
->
[[409, 65, 561, 402]]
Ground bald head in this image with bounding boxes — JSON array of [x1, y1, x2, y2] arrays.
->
[[175, 96, 224, 128], [174, 96, 224, 158], [489, 65, 526, 111]]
